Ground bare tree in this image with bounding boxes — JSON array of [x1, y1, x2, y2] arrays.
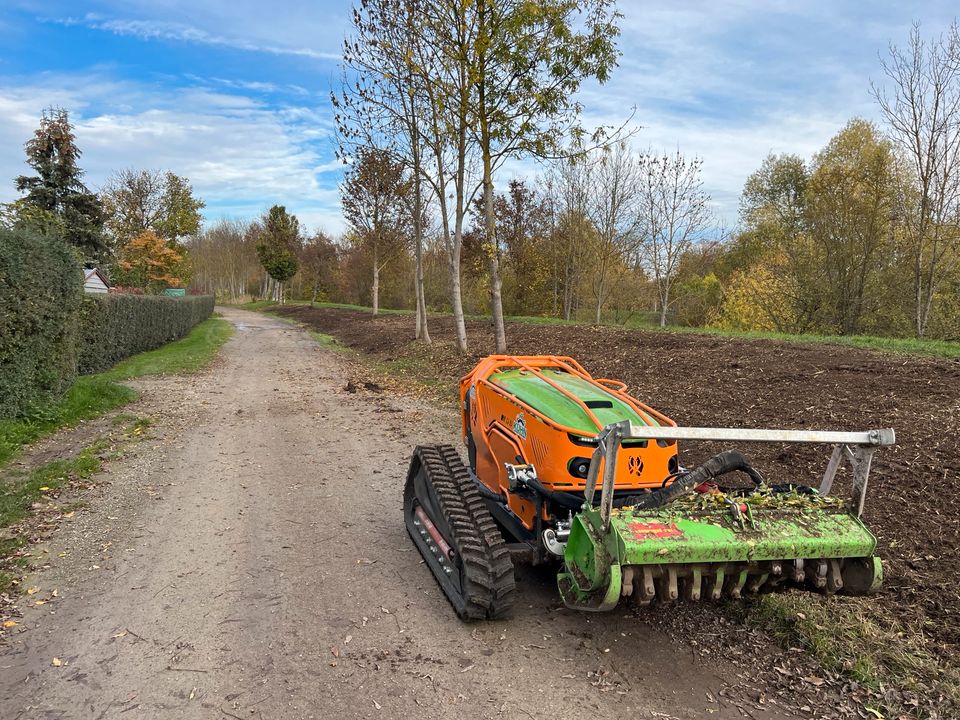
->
[[872, 21, 960, 336], [188, 219, 260, 300], [585, 142, 643, 324], [340, 148, 409, 316], [546, 157, 598, 321], [636, 151, 711, 327], [301, 231, 339, 306], [337, 0, 432, 342]]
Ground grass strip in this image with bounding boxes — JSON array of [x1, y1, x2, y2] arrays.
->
[[0, 316, 233, 468], [238, 301, 960, 360]]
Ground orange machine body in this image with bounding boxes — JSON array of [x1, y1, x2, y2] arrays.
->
[[460, 356, 679, 531]]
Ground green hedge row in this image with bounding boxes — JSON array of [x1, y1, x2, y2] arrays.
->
[[78, 294, 215, 374], [0, 227, 83, 419], [1, 226, 215, 419]]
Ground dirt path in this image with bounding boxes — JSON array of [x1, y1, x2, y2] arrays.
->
[[1, 309, 822, 719]]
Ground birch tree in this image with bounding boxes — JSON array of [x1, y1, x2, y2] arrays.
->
[[585, 142, 643, 324], [872, 21, 960, 336], [337, 0, 433, 341], [637, 151, 711, 327]]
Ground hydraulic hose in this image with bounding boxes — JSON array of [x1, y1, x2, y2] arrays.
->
[[469, 471, 584, 511], [615, 449, 765, 509]]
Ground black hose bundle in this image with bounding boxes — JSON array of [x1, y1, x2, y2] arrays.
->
[[614, 449, 765, 509]]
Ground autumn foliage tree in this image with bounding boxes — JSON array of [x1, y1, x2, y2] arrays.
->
[[300, 231, 339, 305], [100, 169, 205, 254], [113, 230, 189, 293]]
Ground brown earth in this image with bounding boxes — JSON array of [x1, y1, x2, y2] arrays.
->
[[0, 309, 871, 719], [271, 306, 960, 672]]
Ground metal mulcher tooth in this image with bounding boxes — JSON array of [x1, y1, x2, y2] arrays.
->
[[615, 559, 865, 602]]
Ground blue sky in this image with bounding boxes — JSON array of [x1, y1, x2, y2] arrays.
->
[[1, 1, 957, 235]]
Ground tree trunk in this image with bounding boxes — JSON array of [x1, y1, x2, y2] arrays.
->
[[372, 243, 380, 317], [449, 240, 468, 352], [415, 282, 423, 339], [477, 1, 507, 353], [483, 173, 507, 353], [450, 156, 468, 352], [418, 276, 430, 343], [412, 153, 430, 343]]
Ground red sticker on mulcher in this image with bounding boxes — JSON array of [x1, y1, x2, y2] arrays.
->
[[629, 522, 683, 539]]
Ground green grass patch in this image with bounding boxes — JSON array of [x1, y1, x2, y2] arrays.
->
[[236, 299, 413, 316], [100, 316, 234, 380], [630, 322, 960, 360], [234, 300, 282, 311], [0, 444, 106, 594], [307, 331, 349, 352], [0, 444, 104, 530], [0, 317, 232, 469], [0, 378, 136, 467]]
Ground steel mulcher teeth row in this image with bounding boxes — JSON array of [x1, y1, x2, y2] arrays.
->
[[410, 445, 516, 621], [622, 558, 847, 604]]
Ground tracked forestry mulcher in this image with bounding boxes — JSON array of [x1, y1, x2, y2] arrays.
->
[[404, 356, 892, 620]]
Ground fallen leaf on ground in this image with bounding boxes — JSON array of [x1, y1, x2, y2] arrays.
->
[[52, 657, 62, 667], [27, 586, 40, 595], [3, 620, 17, 628]]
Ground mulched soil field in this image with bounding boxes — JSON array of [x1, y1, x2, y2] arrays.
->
[[273, 305, 960, 663]]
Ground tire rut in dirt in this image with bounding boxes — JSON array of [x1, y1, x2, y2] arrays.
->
[[404, 444, 516, 621]]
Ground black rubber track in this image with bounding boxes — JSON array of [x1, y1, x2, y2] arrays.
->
[[404, 445, 516, 621]]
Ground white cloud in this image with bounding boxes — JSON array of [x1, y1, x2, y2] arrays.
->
[[11, 0, 960, 235], [52, 14, 340, 61], [0, 73, 346, 235], [34, 0, 347, 61]]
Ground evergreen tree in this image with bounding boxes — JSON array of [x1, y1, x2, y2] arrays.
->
[[14, 108, 106, 259]]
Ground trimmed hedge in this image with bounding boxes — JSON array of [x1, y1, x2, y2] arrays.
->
[[78, 294, 215, 374], [0, 228, 83, 419]]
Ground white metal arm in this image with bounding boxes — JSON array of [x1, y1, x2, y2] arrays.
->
[[582, 422, 896, 530]]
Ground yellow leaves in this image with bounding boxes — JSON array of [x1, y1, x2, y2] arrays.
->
[[51, 657, 62, 667], [114, 229, 189, 292], [711, 253, 801, 333], [26, 586, 40, 595], [3, 620, 17, 628]]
